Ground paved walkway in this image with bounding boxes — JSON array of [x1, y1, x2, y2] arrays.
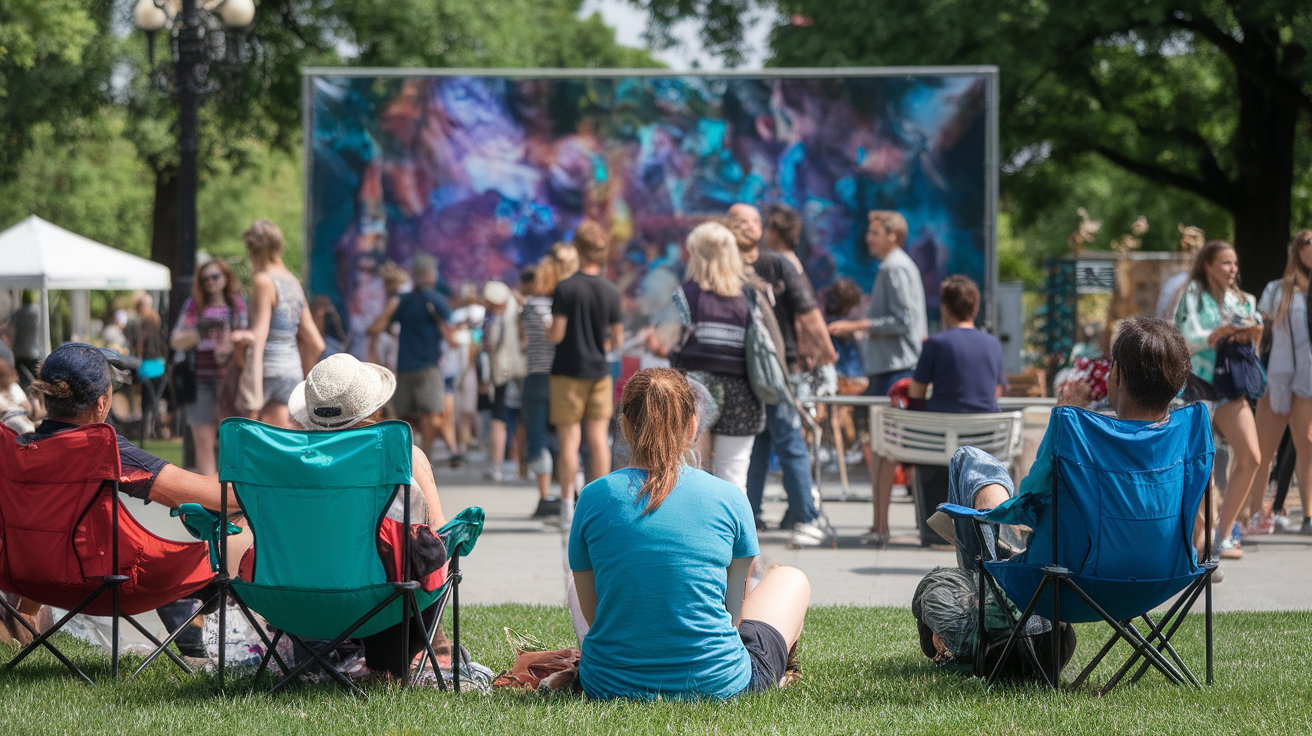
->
[[127, 466, 1312, 615], [431, 467, 1312, 612]]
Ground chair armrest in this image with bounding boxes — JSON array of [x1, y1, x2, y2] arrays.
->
[[937, 503, 987, 520], [437, 507, 486, 558], [171, 503, 242, 573]]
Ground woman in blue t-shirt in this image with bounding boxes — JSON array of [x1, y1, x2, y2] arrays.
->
[[568, 367, 811, 699]]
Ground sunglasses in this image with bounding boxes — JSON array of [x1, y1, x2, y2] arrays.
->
[[201, 272, 225, 282]]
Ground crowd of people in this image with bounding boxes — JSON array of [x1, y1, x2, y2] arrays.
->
[[1, 205, 1310, 698]]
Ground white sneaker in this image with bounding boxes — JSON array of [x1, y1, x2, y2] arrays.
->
[[789, 520, 835, 549], [485, 466, 504, 482]]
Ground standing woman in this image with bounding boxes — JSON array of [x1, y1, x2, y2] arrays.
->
[[1175, 240, 1264, 559], [170, 259, 247, 475], [125, 293, 169, 439], [1249, 230, 1312, 536], [521, 244, 578, 516], [240, 219, 324, 428], [671, 221, 765, 492]]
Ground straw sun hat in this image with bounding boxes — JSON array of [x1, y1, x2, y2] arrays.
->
[[289, 353, 396, 430]]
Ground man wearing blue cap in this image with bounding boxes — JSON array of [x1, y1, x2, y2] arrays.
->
[[20, 342, 230, 509]]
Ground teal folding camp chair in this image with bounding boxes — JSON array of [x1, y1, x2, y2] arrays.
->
[[214, 417, 484, 694]]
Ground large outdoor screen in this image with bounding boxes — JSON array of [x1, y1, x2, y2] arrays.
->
[[304, 69, 997, 340]]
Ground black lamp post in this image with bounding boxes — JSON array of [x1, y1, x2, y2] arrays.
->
[[134, 0, 254, 324]]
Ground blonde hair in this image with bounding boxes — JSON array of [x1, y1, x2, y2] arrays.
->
[[621, 368, 696, 515], [537, 243, 579, 295], [1277, 230, 1312, 326], [684, 221, 744, 297], [243, 219, 285, 264], [868, 210, 908, 246]]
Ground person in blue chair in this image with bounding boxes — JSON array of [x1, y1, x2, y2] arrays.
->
[[569, 367, 812, 699], [933, 316, 1194, 570]]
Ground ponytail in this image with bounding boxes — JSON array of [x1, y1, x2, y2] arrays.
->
[[620, 368, 696, 515]]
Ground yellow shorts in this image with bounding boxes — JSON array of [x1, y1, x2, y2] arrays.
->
[[549, 375, 614, 425]]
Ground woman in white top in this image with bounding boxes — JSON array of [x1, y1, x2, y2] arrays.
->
[[1251, 230, 1312, 536]]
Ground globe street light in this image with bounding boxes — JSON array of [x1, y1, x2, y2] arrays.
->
[[133, 0, 253, 326]]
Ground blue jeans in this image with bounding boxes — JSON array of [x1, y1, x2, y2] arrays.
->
[[522, 374, 551, 461], [947, 446, 1016, 571], [746, 400, 817, 525], [865, 369, 916, 396]]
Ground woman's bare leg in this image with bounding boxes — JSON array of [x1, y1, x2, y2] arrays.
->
[[1212, 399, 1262, 546], [740, 565, 810, 649], [1246, 396, 1288, 523], [192, 423, 218, 476], [259, 401, 293, 429], [1288, 396, 1312, 518]]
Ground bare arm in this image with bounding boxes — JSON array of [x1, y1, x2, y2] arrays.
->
[[411, 446, 446, 527], [573, 569, 597, 627], [248, 273, 276, 366], [297, 303, 325, 376], [726, 557, 754, 626], [608, 323, 624, 353], [907, 379, 929, 400], [149, 465, 237, 511], [548, 315, 567, 345], [366, 297, 401, 338]]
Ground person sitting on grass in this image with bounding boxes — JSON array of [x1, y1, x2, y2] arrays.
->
[[933, 316, 1193, 570], [569, 367, 811, 699]]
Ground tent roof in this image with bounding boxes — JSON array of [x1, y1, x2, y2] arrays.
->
[[0, 215, 171, 290]]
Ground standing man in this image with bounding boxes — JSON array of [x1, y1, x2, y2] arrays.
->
[[727, 203, 835, 548], [368, 253, 457, 462], [549, 220, 623, 501], [828, 210, 927, 547], [10, 290, 41, 387]]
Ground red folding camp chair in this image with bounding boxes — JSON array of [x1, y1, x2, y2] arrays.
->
[[0, 422, 216, 683]]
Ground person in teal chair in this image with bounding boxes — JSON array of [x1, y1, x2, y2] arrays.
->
[[229, 353, 450, 678]]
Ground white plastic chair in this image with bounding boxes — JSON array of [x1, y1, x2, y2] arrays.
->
[[870, 407, 1025, 466], [870, 407, 1026, 545]]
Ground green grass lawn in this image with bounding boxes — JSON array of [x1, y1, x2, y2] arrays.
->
[[2, 605, 1308, 735]]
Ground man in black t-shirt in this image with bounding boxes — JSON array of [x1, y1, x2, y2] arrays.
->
[[549, 220, 623, 500]]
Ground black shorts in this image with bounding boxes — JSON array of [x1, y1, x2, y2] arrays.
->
[[739, 619, 789, 693]]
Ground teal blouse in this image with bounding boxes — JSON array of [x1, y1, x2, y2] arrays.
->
[[1173, 281, 1260, 383]]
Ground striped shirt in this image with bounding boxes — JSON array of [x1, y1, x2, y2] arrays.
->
[[524, 296, 556, 375]]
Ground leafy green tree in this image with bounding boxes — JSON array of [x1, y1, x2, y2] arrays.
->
[[0, 0, 110, 179], [640, 0, 1312, 288]]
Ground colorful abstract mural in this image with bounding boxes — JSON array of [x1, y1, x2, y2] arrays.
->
[[306, 71, 995, 340]]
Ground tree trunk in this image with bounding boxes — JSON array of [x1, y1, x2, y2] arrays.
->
[[1230, 71, 1299, 293], [150, 164, 181, 324]]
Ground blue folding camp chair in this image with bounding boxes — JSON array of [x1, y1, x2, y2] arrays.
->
[[941, 403, 1217, 692], [209, 417, 484, 695]]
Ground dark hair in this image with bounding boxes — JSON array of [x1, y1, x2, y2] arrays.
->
[[520, 266, 536, 285], [573, 220, 610, 265], [620, 368, 696, 515], [823, 277, 862, 318], [31, 343, 116, 419], [1187, 240, 1239, 297], [766, 203, 802, 251], [1110, 316, 1191, 412], [940, 275, 981, 322]]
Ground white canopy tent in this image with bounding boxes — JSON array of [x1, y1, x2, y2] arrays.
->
[[0, 215, 171, 354]]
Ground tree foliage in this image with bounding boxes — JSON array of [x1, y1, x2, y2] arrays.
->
[[0, 0, 111, 179]]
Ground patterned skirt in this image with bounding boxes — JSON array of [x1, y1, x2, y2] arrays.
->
[[687, 371, 765, 437]]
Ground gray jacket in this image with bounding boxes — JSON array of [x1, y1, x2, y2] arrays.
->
[[861, 247, 927, 375]]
